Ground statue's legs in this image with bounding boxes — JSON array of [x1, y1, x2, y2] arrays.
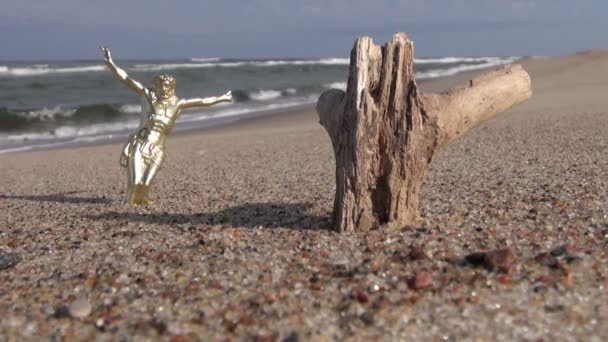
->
[[125, 141, 163, 205]]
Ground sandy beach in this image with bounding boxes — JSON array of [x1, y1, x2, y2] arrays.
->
[[1, 51, 607, 340]]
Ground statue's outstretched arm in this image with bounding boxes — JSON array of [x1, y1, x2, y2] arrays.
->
[[180, 91, 233, 110], [101, 46, 145, 96]]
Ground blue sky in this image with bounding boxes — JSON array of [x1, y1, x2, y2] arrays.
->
[[1, 0, 606, 60]]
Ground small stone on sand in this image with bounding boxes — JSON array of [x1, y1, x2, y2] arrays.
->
[[0, 253, 22, 270], [68, 298, 92, 319]]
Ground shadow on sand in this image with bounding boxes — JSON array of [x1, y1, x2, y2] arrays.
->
[[0, 191, 112, 205], [87, 202, 331, 230]]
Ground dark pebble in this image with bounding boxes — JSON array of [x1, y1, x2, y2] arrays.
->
[[309, 273, 321, 283], [483, 248, 517, 273], [465, 248, 516, 273], [282, 332, 299, 342], [149, 318, 167, 334], [534, 252, 559, 268], [550, 244, 572, 257], [416, 227, 429, 234], [402, 225, 417, 231], [52, 306, 71, 319], [545, 304, 565, 313], [360, 311, 375, 325], [355, 291, 370, 303], [409, 245, 428, 260], [565, 255, 582, 264], [0, 253, 22, 270]]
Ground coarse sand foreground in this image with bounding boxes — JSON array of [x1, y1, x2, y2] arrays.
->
[[1, 51, 608, 340]]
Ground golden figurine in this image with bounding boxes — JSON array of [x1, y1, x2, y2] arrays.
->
[[101, 47, 232, 205]]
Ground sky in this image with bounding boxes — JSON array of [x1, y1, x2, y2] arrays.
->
[[0, 0, 607, 60]]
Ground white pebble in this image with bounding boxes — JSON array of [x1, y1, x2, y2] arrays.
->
[[69, 298, 92, 319]]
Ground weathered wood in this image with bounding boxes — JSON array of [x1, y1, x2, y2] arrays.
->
[[317, 33, 532, 232]]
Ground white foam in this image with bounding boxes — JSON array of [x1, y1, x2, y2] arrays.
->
[[415, 56, 518, 64], [0, 133, 123, 154], [179, 97, 317, 124], [323, 82, 347, 91], [285, 88, 297, 94], [120, 104, 141, 113], [14, 106, 76, 121], [3, 131, 55, 142], [67, 120, 139, 136], [190, 57, 221, 63], [1, 59, 339, 75], [132, 63, 219, 71], [256, 58, 349, 66], [0, 145, 36, 154], [131, 58, 349, 71], [250, 89, 282, 101], [317, 58, 350, 65], [416, 57, 519, 79], [3, 119, 139, 143], [0, 65, 105, 77]]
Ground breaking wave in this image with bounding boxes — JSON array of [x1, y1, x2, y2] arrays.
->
[[323, 82, 347, 91], [0, 104, 126, 132], [189, 57, 221, 62], [0, 97, 320, 154], [416, 57, 519, 79], [414, 56, 518, 65], [249, 90, 283, 101], [0, 65, 105, 77], [132, 58, 350, 71]]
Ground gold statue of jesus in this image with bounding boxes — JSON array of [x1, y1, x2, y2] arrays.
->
[[101, 47, 232, 205]]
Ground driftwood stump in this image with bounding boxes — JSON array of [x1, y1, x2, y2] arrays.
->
[[317, 33, 532, 232]]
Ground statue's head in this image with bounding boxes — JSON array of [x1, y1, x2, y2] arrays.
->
[[152, 74, 176, 100]]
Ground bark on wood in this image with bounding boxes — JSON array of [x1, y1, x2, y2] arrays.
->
[[317, 33, 532, 233]]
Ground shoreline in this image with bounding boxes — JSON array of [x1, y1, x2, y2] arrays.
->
[[0, 56, 523, 155], [0, 103, 318, 155]]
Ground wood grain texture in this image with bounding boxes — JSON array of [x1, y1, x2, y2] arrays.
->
[[317, 33, 532, 232]]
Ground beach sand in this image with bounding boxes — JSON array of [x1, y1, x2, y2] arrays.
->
[[1, 51, 607, 340]]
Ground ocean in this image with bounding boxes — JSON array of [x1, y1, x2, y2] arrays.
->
[[0, 56, 519, 154]]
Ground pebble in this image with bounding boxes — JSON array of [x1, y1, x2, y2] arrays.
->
[[0, 253, 22, 270], [497, 275, 515, 286], [409, 245, 429, 260], [170, 335, 195, 342], [465, 248, 516, 273], [355, 291, 370, 303], [283, 332, 299, 342], [254, 333, 279, 342], [408, 268, 433, 290], [534, 252, 559, 268], [68, 298, 92, 319], [550, 244, 573, 257]]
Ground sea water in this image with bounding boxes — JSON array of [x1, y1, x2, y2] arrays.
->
[[0, 56, 518, 153]]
